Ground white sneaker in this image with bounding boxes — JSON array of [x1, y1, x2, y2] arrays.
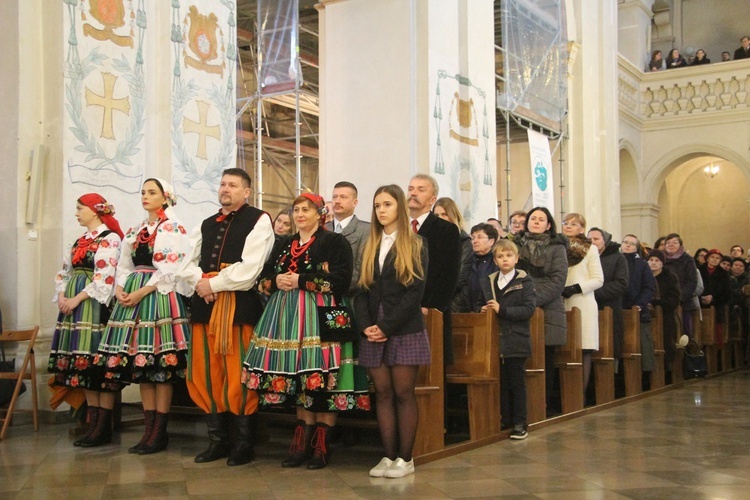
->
[[369, 457, 393, 477], [384, 457, 415, 478]]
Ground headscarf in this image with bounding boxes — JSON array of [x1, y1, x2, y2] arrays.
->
[[78, 193, 124, 239], [589, 227, 612, 246], [297, 192, 328, 228]]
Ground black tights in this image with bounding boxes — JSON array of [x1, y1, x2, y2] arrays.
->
[[368, 364, 419, 461]]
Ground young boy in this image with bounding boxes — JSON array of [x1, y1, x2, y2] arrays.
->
[[481, 239, 537, 440]]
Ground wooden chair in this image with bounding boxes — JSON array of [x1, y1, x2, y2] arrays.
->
[[701, 307, 718, 375], [650, 306, 666, 389], [446, 310, 500, 440], [414, 309, 444, 456], [622, 307, 642, 396], [555, 308, 583, 414], [0, 326, 39, 440], [525, 308, 546, 424], [592, 308, 615, 404]]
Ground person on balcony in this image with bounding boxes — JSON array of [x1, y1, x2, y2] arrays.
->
[[666, 49, 688, 69], [734, 36, 750, 60], [648, 50, 664, 71], [691, 49, 711, 65]]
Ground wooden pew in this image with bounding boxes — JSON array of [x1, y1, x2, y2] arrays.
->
[[719, 305, 731, 371], [729, 306, 745, 368], [650, 306, 665, 389], [414, 309, 445, 456], [555, 308, 583, 414], [622, 307, 642, 396], [525, 308, 546, 424], [592, 307, 615, 405], [701, 307, 718, 375], [672, 306, 685, 384], [446, 310, 500, 441]]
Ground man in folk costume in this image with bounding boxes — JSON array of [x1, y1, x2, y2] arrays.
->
[[178, 168, 274, 466]]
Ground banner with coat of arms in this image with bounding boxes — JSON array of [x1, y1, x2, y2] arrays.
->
[[170, 0, 237, 231], [62, 0, 150, 244]]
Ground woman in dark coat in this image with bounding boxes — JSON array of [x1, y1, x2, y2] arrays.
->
[[589, 228, 629, 359], [699, 249, 732, 346], [648, 249, 681, 378], [433, 198, 472, 313], [664, 233, 698, 340], [621, 235, 656, 385], [666, 49, 688, 69], [515, 206, 567, 415]]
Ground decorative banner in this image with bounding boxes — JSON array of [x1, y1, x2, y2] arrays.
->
[[527, 129, 555, 213], [171, 0, 237, 231], [428, 1, 497, 228], [62, 0, 149, 245]]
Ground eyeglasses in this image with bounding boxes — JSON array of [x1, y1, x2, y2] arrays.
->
[[561, 221, 581, 227], [622, 240, 638, 246]]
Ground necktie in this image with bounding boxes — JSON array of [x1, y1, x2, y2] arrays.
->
[[411, 219, 419, 234], [335, 222, 342, 234]]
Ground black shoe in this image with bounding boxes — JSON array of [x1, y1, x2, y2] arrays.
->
[[281, 421, 314, 468], [510, 426, 528, 440], [227, 414, 256, 466], [129, 410, 156, 454], [80, 408, 113, 448], [195, 412, 230, 463], [138, 412, 169, 455], [74, 406, 99, 447], [307, 423, 331, 470]]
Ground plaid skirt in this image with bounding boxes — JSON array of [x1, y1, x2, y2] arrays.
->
[[357, 305, 431, 368]]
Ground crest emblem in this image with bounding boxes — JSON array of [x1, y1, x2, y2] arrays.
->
[[534, 161, 548, 191], [183, 6, 225, 76], [82, 0, 134, 48]]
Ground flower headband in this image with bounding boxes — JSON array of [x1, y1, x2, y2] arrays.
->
[[93, 202, 115, 215]]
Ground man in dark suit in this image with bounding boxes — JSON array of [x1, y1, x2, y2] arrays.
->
[[734, 36, 750, 60], [407, 174, 461, 364], [325, 181, 370, 292]]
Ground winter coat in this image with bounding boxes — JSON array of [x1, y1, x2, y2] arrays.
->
[[651, 268, 681, 364], [450, 231, 474, 313], [664, 251, 698, 311], [594, 241, 629, 358], [699, 263, 731, 324], [622, 252, 656, 322], [516, 232, 568, 346], [454, 252, 498, 313], [564, 239, 604, 350], [488, 269, 537, 358]]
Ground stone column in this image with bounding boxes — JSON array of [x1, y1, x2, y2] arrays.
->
[[618, 0, 656, 70], [621, 203, 660, 245]]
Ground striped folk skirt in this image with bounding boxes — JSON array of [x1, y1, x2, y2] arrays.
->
[[242, 289, 370, 412], [48, 269, 118, 391], [97, 268, 190, 384]]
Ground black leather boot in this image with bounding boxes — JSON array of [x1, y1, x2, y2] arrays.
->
[[227, 414, 256, 466], [80, 407, 112, 447], [138, 411, 169, 455], [307, 422, 332, 470], [281, 420, 314, 468], [194, 412, 230, 463], [74, 406, 99, 447], [129, 410, 156, 454]]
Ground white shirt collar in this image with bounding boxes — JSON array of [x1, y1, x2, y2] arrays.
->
[[334, 214, 354, 230], [411, 212, 430, 230]]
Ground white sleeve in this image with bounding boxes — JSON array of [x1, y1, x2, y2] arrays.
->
[[144, 219, 191, 294], [175, 224, 203, 297], [53, 245, 74, 302], [209, 214, 275, 293], [116, 227, 138, 289], [579, 244, 605, 294], [83, 232, 122, 304]]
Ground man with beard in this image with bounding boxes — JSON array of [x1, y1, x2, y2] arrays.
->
[[178, 168, 274, 466]]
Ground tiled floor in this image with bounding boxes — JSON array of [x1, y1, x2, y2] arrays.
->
[[1, 371, 750, 499]]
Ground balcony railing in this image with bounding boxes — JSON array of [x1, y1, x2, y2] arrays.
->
[[618, 56, 750, 121]]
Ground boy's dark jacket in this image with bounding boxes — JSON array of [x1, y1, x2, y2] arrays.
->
[[484, 269, 537, 358]]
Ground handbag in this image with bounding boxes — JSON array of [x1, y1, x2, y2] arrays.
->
[[683, 348, 707, 379], [317, 305, 357, 343]]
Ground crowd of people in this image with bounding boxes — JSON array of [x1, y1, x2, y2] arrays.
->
[[647, 35, 750, 71], [48, 169, 749, 479]]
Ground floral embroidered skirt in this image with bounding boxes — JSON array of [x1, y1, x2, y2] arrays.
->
[[97, 268, 190, 385], [242, 289, 370, 412], [48, 269, 119, 392]]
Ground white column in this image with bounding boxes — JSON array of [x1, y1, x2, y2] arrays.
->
[[618, 0, 655, 70]]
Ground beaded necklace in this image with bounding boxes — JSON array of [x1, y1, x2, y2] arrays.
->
[[286, 236, 315, 273]]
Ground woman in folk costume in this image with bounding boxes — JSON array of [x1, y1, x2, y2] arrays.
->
[[97, 178, 191, 453], [48, 193, 124, 447], [242, 192, 370, 470]]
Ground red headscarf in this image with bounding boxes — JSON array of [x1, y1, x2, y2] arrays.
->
[[297, 192, 328, 228], [78, 193, 124, 239]]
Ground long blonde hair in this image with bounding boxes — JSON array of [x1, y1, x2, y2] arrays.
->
[[359, 185, 424, 289], [434, 197, 465, 232]]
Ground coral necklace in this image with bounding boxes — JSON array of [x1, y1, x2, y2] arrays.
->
[[136, 217, 164, 246], [287, 236, 315, 273]]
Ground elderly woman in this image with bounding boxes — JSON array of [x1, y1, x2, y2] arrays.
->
[[621, 234, 656, 389], [664, 233, 699, 340], [699, 249, 732, 349], [560, 213, 603, 396], [98, 178, 191, 453], [48, 193, 124, 447], [515, 207, 568, 416], [243, 193, 369, 470]]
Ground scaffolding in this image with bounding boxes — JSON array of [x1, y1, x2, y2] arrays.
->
[[495, 0, 569, 222]]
